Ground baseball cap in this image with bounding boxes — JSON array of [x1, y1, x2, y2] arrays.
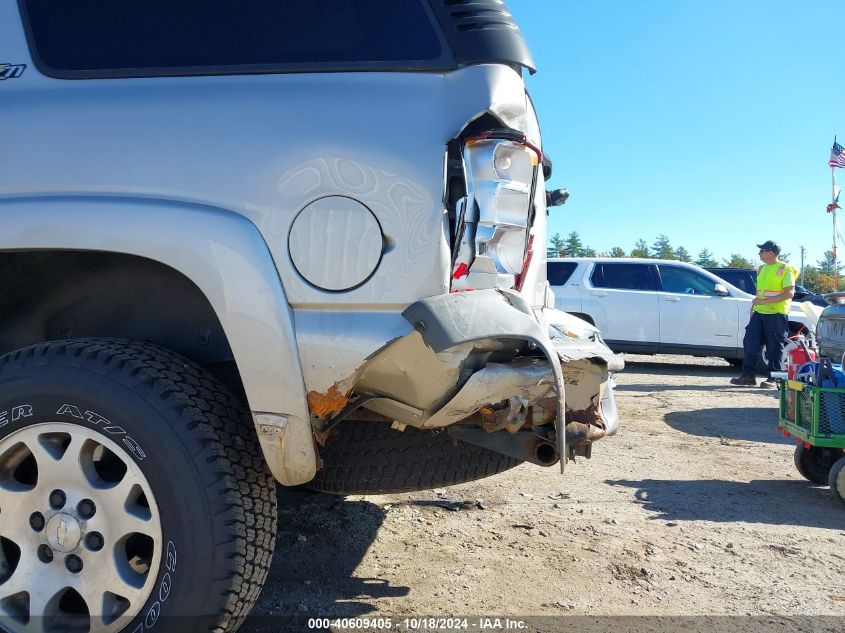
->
[[756, 240, 780, 254]]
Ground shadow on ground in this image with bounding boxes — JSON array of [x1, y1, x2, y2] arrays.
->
[[620, 358, 736, 377], [664, 406, 789, 444], [605, 478, 843, 529], [241, 488, 409, 632], [615, 383, 777, 393]]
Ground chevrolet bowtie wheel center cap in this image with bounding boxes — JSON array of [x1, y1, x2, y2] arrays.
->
[[45, 512, 82, 553]]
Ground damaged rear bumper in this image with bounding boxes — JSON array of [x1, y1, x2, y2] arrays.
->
[[312, 289, 623, 472]]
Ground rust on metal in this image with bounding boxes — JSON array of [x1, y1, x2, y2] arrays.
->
[[565, 402, 604, 429], [306, 385, 351, 418], [564, 421, 606, 446], [477, 399, 530, 433], [479, 405, 511, 432]]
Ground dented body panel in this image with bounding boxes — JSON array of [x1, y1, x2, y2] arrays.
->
[[308, 290, 623, 471]]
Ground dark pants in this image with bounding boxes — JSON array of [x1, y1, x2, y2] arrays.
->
[[741, 311, 788, 378]]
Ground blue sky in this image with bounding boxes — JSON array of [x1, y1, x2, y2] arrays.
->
[[510, 0, 845, 268]]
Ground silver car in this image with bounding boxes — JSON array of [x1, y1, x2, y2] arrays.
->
[[0, 2, 622, 631]]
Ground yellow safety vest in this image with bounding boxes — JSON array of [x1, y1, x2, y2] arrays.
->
[[755, 262, 795, 315]]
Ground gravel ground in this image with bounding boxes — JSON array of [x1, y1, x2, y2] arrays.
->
[[243, 355, 845, 633]]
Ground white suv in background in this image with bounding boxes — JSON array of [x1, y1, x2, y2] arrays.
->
[[549, 257, 812, 365]]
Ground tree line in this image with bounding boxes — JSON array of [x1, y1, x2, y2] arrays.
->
[[547, 232, 844, 293]]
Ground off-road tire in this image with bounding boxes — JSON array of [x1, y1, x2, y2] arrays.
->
[[307, 420, 522, 495], [829, 457, 845, 504], [0, 339, 277, 633], [793, 444, 844, 485]]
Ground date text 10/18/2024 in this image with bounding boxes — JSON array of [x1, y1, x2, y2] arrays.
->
[[307, 618, 528, 630]]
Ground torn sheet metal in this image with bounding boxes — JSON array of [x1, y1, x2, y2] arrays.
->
[[353, 333, 469, 416], [542, 307, 625, 370], [423, 358, 553, 428], [560, 359, 608, 417], [402, 288, 567, 469], [312, 290, 622, 473]]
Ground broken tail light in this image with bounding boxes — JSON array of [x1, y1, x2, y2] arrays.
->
[[451, 132, 541, 291]]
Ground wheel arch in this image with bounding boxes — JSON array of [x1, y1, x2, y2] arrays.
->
[[0, 249, 242, 391], [0, 196, 315, 484]]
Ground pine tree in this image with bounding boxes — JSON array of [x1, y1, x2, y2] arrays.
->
[[610, 247, 627, 258], [562, 231, 585, 257], [549, 233, 565, 257], [723, 253, 754, 268], [651, 234, 675, 259], [674, 246, 692, 262], [630, 239, 650, 258], [696, 249, 719, 267]]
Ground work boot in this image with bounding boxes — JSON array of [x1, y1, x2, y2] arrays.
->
[[730, 375, 756, 386]]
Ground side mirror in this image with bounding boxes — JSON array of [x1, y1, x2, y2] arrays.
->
[[714, 283, 729, 297], [546, 188, 570, 207]]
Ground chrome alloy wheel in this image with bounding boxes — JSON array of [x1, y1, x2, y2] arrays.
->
[[0, 423, 162, 632]]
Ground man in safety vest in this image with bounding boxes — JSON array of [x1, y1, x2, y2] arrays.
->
[[730, 240, 795, 388]]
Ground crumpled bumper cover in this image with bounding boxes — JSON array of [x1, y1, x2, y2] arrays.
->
[[310, 289, 623, 471]]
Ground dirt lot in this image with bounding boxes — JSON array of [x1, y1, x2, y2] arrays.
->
[[243, 355, 845, 632]]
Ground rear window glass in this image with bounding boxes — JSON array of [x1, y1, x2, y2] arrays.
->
[[21, 0, 446, 77], [547, 261, 577, 286], [591, 263, 656, 291]]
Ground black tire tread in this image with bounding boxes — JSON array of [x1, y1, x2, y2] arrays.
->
[[0, 338, 276, 633], [793, 444, 844, 485], [829, 457, 845, 504], [308, 420, 522, 495]]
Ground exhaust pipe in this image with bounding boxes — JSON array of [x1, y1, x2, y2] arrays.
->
[[447, 421, 606, 467], [447, 426, 560, 467]]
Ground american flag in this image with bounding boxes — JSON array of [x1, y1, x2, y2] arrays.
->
[[830, 140, 845, 168]]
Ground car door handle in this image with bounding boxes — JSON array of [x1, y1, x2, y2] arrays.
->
[[591, 291, 608, 298], [663, 297, 681, 302]]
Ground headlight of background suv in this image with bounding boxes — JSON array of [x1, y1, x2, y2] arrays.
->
[[451, 134, 541, 291]]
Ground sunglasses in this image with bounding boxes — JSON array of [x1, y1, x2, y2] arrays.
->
[[759, 249, 772, 254]]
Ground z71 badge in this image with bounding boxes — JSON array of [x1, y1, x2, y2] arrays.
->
[[0, 64, 26, 80]]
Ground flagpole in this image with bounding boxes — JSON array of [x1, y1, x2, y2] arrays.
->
[[835, 166, 839, 291]]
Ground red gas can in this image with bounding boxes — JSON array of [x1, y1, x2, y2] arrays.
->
[[787, 344, 817, 379]]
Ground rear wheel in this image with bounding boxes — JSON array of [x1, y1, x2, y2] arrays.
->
[[0, 339, 276, 632], [829, 457, 845, 504], [308, 421, 522, 494], [793, 445, 845, 484]]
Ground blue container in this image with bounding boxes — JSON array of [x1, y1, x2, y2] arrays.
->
[[819, 363, 845, 388]]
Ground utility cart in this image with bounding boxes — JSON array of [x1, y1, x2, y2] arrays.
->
[[779, 379, 845, 504]]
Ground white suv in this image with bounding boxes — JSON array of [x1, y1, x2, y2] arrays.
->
[[549, 257, 812, 364]]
